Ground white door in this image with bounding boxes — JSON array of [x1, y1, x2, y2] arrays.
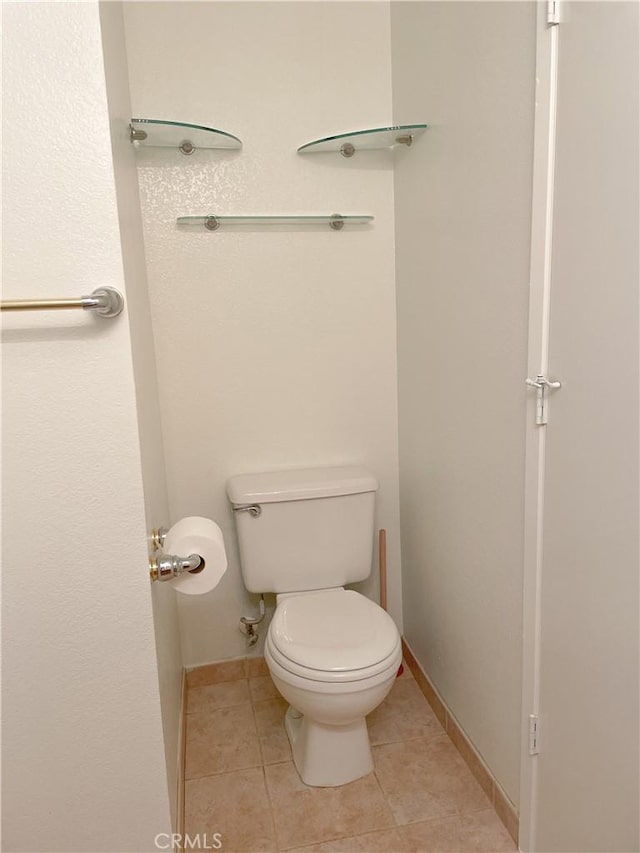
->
[[2, 3, 174, 848], [521, 3, 639, 851]]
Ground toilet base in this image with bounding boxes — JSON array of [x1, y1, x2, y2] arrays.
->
[[284, 705, 374, 787]]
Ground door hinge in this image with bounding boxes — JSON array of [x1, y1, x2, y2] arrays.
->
[[529, 714, 540, 755], [525, 374, 562, 425], [547, 0, 560, 25]]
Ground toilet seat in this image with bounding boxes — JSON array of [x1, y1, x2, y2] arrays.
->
[[267, 588, 401, 683]]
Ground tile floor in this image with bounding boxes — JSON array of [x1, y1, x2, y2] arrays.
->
[[185, 660, 516, 852]]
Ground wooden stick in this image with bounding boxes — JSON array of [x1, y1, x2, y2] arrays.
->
[[379, 528, 403, 677], [379, 529, 387, 612]]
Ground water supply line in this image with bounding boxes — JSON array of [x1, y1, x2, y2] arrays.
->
[[240, 595, 266, 646]]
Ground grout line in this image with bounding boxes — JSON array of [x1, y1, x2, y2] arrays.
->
[[278, 826, 394, 852], [261, 760, 281, 851], [185, 760, 264, 784], [262, 758, 293, 767], [248, 679, 267, 768], [371, 730, 449, 750], [370, 764, 398, 828], [248, 683, 284, 852], [185, 697, 253, 716]]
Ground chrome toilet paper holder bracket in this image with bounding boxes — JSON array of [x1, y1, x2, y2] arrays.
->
[[149, 526, 205, 582]]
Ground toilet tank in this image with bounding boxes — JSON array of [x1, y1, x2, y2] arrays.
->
[[227, 467, 378, 594]]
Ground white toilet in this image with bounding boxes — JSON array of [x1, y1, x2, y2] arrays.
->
[[227, 466, 402, 787]]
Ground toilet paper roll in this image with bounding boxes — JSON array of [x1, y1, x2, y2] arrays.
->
[[163, 516, 228, 595]]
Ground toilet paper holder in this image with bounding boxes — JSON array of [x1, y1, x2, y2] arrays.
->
[[149, 526, 205, 582]]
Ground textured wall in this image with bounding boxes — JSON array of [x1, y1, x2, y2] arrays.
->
[[2, 3, 172, 849], [391, 1, 536, 805], [123, 1, 402, 666]]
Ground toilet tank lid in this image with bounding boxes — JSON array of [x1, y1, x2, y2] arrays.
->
[[226, 466, 378, 505]]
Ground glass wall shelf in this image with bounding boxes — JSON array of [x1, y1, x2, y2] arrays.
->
[[177, 214, 374, 231], [297, 124, 427, 157], [129, 119, 242, 154]]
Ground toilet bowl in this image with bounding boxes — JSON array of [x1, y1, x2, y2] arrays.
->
[[264, 587, 402, 787]]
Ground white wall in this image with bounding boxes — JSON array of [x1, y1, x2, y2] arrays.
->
[[2, 3, 172, 849], [391, 1, 536, 805], [99, 1, 183, 829], [123, 1, 402, 666]]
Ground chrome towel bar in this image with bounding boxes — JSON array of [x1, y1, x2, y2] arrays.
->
[[1, 287, 124, 319]]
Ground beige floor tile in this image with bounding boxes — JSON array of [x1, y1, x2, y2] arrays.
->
[[265, 761, 395, 850], [184, 650, 516, 853], [185, 704, 261, 779], [185, 767, 277, 852], [398, 809, 517, 852], [285, 827, 406, 852], [250, 674, 280, 702], [187, 679, 251, 715], [253, 697, 292, 765], [373, 736, 491, 825], [367, 677, 445, 746]]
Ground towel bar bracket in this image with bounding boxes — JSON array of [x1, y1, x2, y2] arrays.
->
[[1, 287, 124, 319]]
